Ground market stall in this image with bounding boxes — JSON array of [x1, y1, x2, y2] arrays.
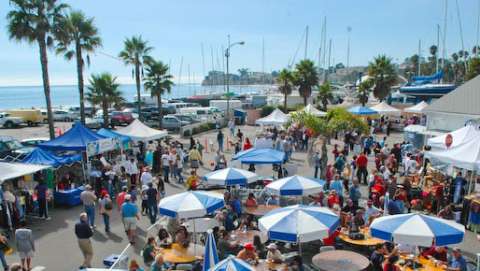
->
[[255, 109, 289, 126], [115, 119, 167, 142], [369, 101, 401, 116], [403, 101, 429, 114], [300, 104, 327, 117], [232, 148, 286, 164]]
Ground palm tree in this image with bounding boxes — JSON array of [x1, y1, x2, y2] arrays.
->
[[56, 11, 102, 124], [317, 81, 333, 111], [367, 55, 397, 101], [119, 36, 153, 120], [357, 79, 373, 106], [87, 73, 124, 128], [277, 69, 294, 112], [7, 0, 69, 139], [293, 59, 319, 106], [143, 60, 174, 128]]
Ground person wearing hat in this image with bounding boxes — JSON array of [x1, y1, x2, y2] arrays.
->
[[80, 185, 97, 228], [121, 194, 140, 244], [448, 247, 467, 271], [236, 243, 258, 264], [266, 243, 283, 264]]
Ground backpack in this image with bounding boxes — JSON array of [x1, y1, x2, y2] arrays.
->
[[104, 199, 113, 210]]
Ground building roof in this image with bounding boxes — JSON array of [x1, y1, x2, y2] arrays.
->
[[424, 75, 480, 116]]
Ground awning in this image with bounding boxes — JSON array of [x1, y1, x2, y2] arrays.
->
[[232, 148, 286, 164], [39, 122, 106, 151], [0, 162, 50, 182], [21, 148, 81, 167], [256, 109, 290, 126], [116, 119, 167, 141]]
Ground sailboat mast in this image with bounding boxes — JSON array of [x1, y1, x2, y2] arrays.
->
[[210, 46, 215, 87], [454, 0, 467, 72], [304, 25, 309, 59], [262, 38, 266, 83], [436, 24, 440, 74], [442, 0, 448, 69], [325, 39, 332, 81], [322, 17, 327, 71], [201, 43, 206, 80]]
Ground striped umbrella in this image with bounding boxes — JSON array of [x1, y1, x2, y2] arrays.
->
[[203, 167, 258, 186], [209, 255, 253, 271], [203, 229, 219, 271], [370, 213, 465, 246], [265, 175, 325, 196], [259, 205, 339, 243], [159, 191, 225, 219]]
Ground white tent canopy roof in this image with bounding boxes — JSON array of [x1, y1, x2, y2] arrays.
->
[[0, 162, 50, 182], [369, 101, 401, 115], [426, 138, 480, 171], [256, 108, 290, 125], [404, 101, 429, 113], [116, 119, 168, 141], [427, 125, 480, 150], [301, 104, 327, 117]]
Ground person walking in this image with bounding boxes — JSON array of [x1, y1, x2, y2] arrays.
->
[[217, 130, 224, 152], [228, 118, 235, 136], [121, 195, 140, 244], [15, 223, 35, 271], [80, 185, 97, 228], [314, 151, 321, 178], [34, 180, 49, 220], [188, 146, 202, 174], [146, 183, 158, 224], [75, 212, 94, 269], [161, 151, 171, 183], [0, 233, 9, 271], [99, 193, 113, 233], [356, 152, 369, 185]]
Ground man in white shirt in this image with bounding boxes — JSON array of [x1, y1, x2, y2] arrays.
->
[[161, 152, 171, 183], [266, 243, 284, 263], [140, 167, 153, 186], [126, 158, 138, 185]]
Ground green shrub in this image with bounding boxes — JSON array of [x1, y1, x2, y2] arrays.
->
[[261, 105, 276, 117], [183, 129, 191, 137]]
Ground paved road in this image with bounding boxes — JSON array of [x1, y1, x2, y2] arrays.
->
[[2, 124, 479, 270]]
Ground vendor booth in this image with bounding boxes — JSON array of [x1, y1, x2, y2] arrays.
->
[[0, 162, 50, 183], [404, 101, 428, 114], [22, 147, 81, 168], [300, 104, 327, 117], [256, 109, 290, 126], [369, 101, 401, 115], [116, 119, 167, 141], [348, 105, 378, 116], [427, 124, 480, 150], [232, 148, 286, 164], [97, 128, 131, 145], [38, 122, 107, 151]]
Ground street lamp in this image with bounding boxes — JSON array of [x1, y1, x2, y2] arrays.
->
[[225, 35, 245, 119]]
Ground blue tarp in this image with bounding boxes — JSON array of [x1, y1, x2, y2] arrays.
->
[[22, 148, 81, 167], [97, 128, 131, 144], [348, 106, 378, 115], [38, 122, 106, 151], [232, 148, 286, 164]]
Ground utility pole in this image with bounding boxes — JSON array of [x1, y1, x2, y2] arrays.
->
[[325, 39, 332, 81], [436, 24, 440, 75], [304, 25, 309, 59]]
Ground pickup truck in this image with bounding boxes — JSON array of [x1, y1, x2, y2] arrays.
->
[[0, 112, 24, 128]]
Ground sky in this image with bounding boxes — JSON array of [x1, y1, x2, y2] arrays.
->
[[0, 0, 478, 86]]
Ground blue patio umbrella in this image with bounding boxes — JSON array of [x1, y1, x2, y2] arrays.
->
[[209, 256, 253, 271], [203, 229, 219, 271], [158, 191, 225, 219], [203, 167, 259, 186], [232, 148, 286, 164], [348, 105, 378, 115], [265, 175, 325, 196]]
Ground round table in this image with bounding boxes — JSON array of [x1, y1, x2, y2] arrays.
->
[[245, 205, 280, 216], [160, 243, 205, 264], [338, 228, 385, 247], [312, 250, 370, 271], [230, 230, 262, 245], [399, 255, 447, 271]]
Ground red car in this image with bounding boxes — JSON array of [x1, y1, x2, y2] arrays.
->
[[110, 111, 134, 126]]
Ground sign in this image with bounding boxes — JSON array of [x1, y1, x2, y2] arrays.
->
[[86, 138, 119, 157], [445, 134, 453, 148]]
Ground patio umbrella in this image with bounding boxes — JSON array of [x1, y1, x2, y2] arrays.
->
[[265, 175, 325, 196], [258, 205, 339, 243], [158, 191, 225, 219], [209, 255, 253, 271], [370, 213, 465, 246], [348, 105, 378, 115], [203, 229, 219, 271], [203, 167, 259, 186]]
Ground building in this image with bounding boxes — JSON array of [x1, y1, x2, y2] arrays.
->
[[424, 75, 480, 132]]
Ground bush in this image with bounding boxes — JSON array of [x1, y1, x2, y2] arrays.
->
[[261, 105, 276, 117], [183, 129, 191, 137]]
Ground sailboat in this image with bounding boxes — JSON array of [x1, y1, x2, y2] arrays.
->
[[399, 70, 455, 99]]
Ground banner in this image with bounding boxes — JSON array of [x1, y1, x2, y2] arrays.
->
[[86, 138, 119, 157]]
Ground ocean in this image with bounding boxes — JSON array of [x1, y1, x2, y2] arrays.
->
[[0, 84, 269, 110]]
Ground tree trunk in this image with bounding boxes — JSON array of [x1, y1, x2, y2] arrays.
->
[[283, 91, 287, 113], [75, 41, 86, 124], [157, 94, 163, 128], [38, 38, 55, 139], [102, 100, 109, 128], [303, 95, 307, 106], [135, 62, 142, 121], [319, 137, 329, 179]]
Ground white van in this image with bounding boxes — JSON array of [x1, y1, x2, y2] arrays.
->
[[179, 107, 223, 121]]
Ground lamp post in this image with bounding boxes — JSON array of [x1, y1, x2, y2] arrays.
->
[[225, 35, 245, 119]]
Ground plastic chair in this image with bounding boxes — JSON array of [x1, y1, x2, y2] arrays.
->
[[319, 246, 335, 253]]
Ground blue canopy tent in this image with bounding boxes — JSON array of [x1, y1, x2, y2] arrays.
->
[[348, 106, 378, 115], [232, 148, 286, 164], [38, 122, 107, 151], [21, 148, 81, 167], [97, 128, 131, 144]]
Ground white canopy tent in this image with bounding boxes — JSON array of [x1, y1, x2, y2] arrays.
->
[[0, 162, 51, 182], [404, 101, 429, 114], [256, 108, 290, 126], [116, 119, 168, 141], [427, 125, 480, 150], [301, 104, 327, 117], [369, 101, 401, 115], [426, 138, 480, 171]]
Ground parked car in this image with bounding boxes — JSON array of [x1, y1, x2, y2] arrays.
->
[[0, 112, 24, 128], [20, 137, 49, 147], [0, 136, 31, 159], [53, 110, 75, 122], [173, 114, 197, 124], [5, 109, 43, 126], [161, 115, 189, 131], [68, 106, 93, 119], [85, 117, 104, 130], [110, 111, 134, 126]]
